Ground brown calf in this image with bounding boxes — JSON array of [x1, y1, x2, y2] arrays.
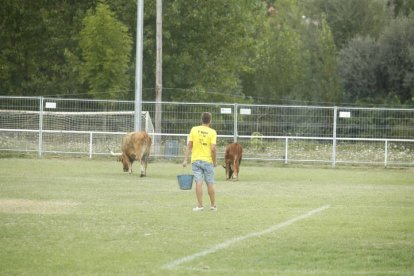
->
[[112, 131, 152, 177], [223, 142, 243, 181]]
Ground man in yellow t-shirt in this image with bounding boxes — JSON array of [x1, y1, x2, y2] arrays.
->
[[183, 112, 217, 211]]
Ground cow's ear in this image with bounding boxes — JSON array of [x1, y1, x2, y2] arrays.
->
[[222, 164, 226, 168]]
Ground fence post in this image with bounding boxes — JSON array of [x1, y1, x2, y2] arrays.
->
[[89, 132, 93, 158], [285, 137, 289, 164], [384, 140, 388, 167], [234, 103, 238, 142], [332, 106, 337, 167], [38, 97, 43, 157]]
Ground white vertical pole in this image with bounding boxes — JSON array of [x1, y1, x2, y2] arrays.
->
[[285, 137, 288, 164], [332, 106, 337, 167], [134, 0, 144, 131], [89, 132, 93, 158], [384, 140, 388, 167], [234, 104, 238, 142], [38, 97, 43, 157]]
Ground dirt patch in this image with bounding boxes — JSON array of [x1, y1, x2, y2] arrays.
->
[[0, 199, 80, 214]]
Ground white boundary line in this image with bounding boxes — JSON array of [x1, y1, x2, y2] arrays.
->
[[162, 205, 331, 270]]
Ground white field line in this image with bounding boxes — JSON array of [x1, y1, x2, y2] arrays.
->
[[162, 204, 331, 270]]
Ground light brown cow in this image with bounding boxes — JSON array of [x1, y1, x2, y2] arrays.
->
[[223, 142, 243, 181], [112, 131, 152, 177]]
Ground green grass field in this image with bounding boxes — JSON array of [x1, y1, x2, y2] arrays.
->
[[0, 158, 413, 275]]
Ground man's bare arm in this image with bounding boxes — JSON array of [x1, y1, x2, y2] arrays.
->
[[211, 144, 217, 167], [182, 141, 193, 167]]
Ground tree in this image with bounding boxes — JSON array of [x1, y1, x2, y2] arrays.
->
[[79, 3, 132, 99], [305, 0, 391, 49], [161, 0, 266, 102], [241, 0, 310, 104], [338, 36, 382, 103], [250, 25, 309, 104], [241, 0, 342, 105], [338, 14, 414, 105], [387, 0, 414, 17], [378, 14, 414, 104], [304, 15, 342, 104]]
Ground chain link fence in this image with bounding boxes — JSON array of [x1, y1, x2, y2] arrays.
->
[[1, 96, 413, 167]]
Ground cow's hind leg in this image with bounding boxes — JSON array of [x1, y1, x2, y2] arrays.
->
[[230, 164, 236, 181], [139, 153, 149, 177], [232, 158, 239, 181], [226, 162, 233, 180], [139, 159, 145, 177], [128, 158, 133, 174]]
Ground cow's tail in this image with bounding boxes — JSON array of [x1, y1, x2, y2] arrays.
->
[[238, 144, 242, 164], [107, 145, 122, 156], [110, 150, 122, 156]]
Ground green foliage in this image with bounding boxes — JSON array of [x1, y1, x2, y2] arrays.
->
[[302, 14, 342, 104], [338, 36, 382, 103], [250, 131, 265, 151], [338, 14, 414, 105], [79, 3, 132, 99], [388, 0, 414, 17], [0, 1, 82, 96], [162, 0, 266, 102], [167, 86, 252, 103], [0, 0, 413, 106], [379, 14, 414, 104], [305, 0, 391, 49], [241, 0, 310, 104], [242, 0, 342, 105]]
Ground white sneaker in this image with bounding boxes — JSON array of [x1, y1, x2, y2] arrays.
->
[[193, 206, 204, 211], [210, 206, 217, 211]]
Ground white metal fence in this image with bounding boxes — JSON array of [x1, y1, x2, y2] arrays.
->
[[1, 96, 413, 167]]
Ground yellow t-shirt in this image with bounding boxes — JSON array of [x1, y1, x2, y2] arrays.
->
[[189, 125, 217, 164]]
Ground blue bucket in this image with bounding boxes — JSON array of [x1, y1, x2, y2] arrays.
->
[[177, 174, 194, 190]]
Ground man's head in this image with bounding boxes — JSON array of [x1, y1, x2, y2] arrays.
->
[[202, 112, 212, 125]]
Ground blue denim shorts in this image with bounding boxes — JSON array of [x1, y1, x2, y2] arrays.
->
[[192, 160, 215, 185]]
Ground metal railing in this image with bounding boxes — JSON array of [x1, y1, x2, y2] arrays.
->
[[1, 96, 413, 167]]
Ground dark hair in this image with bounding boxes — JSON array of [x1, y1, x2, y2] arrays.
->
[[201, 112, 212, 124]]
